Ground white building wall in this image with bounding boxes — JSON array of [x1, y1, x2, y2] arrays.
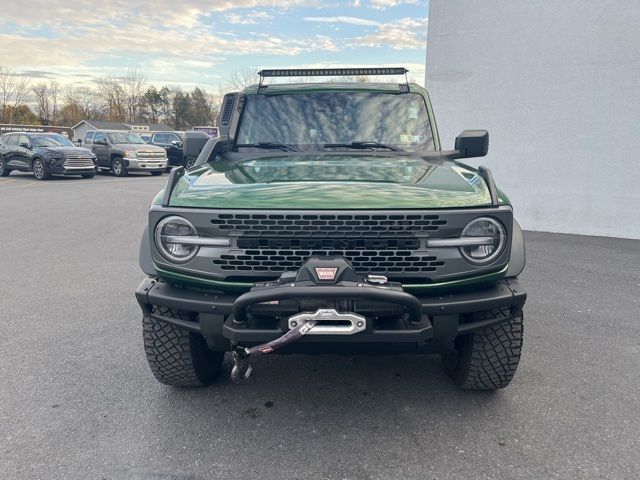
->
[[73, 123, 92, 143], [425, 0, 640, 239]]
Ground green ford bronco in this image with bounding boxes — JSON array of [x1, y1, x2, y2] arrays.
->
[[135, 68, 526, 390]]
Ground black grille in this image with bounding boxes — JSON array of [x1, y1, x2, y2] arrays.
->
[[214, 244, 444, 274], [211, 213, 447, 237]]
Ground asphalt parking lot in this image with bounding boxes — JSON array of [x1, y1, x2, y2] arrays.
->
[[1, 172, 639, 480]]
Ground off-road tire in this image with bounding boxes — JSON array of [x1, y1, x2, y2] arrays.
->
[[112, 157, 127, 177], [81, 173, 96, 179], [443, 311, 523, 390], [0, 157, 10, 176], [143, 306, 224, 386], [32, 158, 50, 180]]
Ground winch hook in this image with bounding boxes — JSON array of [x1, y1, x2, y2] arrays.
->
[[231, 348, 253, 384], [230, 320, 317, 384]]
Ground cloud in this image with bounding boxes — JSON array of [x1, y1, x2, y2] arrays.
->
[[19, 70, 60, 79], [304, 16, 380, 26], [0, 1, 426, 89], [368, 0, 418, 8], [352, 17, 428, 49], [0, 0, 319, 25], [226, 11, 274, 25]]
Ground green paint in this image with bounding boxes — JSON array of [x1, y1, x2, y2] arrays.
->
[[166, 154, 504, 209], [155, 265, 508, 294]]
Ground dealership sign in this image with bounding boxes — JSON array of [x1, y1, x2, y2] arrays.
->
[[192, 126, 219, 137], [0, 124, 73, 138]]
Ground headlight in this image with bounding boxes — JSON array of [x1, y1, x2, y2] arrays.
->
[[124, 150, 138, 158], [460, 217, 506, 264], [155, 216, 199, 263], [154, 216, 231, 263]]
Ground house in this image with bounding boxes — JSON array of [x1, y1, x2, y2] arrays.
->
[[71, 120, 173, 142]]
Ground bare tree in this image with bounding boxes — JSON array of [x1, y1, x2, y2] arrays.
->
[[49, 80, 60, 125], [207, 91, 222, 126], [122, 67, 147, 123], [0, 66, 31, 123], [61, 84, 105, 125], [226, 66, 260, 91], [76, 86, 106, 119], [32, 83, 51, 124], [96, 75, 127, 121]]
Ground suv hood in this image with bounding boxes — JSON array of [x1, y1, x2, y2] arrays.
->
[[166, 153, 504, 209], [39, 146, 93, 156]]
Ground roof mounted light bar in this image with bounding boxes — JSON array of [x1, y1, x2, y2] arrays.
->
[[257, 67, 410, 92], [259, 67, 408, 78]]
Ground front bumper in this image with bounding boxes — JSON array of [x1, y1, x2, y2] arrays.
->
[[46, 164, 98, 175], [124, 157, 168, 171], [135, 276, 526, 353]]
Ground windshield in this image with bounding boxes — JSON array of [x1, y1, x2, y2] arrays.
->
[[32, 134, 74, 148], [237, 92, 434, 152], [107, 132, 145, 144]]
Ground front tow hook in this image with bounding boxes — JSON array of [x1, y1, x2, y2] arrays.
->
[[231, 320, 317, 384]]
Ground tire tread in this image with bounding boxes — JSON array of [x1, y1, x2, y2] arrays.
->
[[451, 312, 524, 390], [142, 306, 223, 387]]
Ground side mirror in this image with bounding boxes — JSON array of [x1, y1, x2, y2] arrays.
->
[[454, 130, 489, 158], [171, 140, 182, 147], [193, 135, 229, 166], [20, 142, 31, 149]]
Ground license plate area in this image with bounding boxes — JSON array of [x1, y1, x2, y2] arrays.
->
[[287, 309, 366, 335]]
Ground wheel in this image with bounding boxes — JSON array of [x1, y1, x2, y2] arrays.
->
[[184, 156, 197, 169], [111, 157, 127, 177], [143, 306, 224, 386], [81, 173, 96, 179], [442, 311, 523, 390], [32, 158, 50, 180], [150, 171, 163, 176], [0, 157, 10, 176]]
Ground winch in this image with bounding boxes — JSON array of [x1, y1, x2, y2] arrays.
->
[[230, 256, 415, 383]]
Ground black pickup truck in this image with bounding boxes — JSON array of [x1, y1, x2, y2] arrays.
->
[[146, 131, 209, 169]]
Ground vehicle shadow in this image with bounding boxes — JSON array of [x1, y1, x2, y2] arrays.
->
[[151, 352, 507, 434], [2, 171, 163, 182], [2, 172, 88, 182]]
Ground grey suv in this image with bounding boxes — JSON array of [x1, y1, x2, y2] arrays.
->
[[84, 130, 167, 176]]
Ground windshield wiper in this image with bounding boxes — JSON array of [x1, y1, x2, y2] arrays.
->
[[236, 142, 299, 152], [323, 141, 402, 152]]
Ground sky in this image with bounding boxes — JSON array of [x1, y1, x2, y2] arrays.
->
[[0, 0, 429, 91]]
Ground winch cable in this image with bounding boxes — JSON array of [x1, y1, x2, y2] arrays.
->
[[231, 320, 317, 384]]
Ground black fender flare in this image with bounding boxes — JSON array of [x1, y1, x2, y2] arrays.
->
[[139, 225, 158, 276], [506, 218, 526, 277]]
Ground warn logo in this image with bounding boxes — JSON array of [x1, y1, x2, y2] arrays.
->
[[315, 267, 338, 281]]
